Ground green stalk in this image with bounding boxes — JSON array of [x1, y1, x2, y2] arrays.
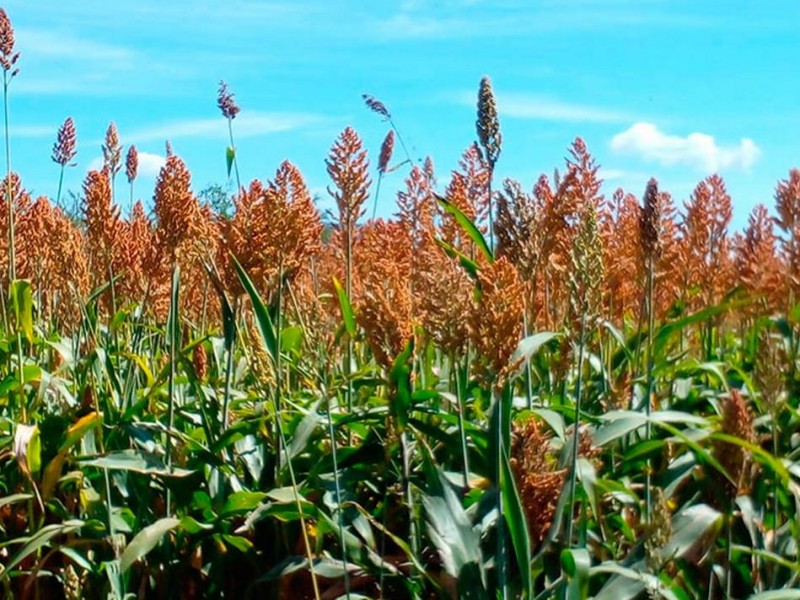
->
[[55, 164, 65, 206], [566, 315, 587, 547], [643, 256, 655, 523], [4, 69, 15, 282], [371, 172, 383, 220], [165, 265, 180, 515], [454, 355, 470, 489], [324, 382, 351, 599], [227, 117, 241, 192], [494, 385, 507, 600], [221, 297, 238, 431]]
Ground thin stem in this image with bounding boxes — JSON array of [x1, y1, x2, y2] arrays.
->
[[56, 164, 65, 206], [372, 172, 383, 220], [165, 265, 180, 515], [454, 355, 470, 489], [494, 385, 507, 599], [4, 71, 15, 282], [567, 315, 587, 547], [644, 257, 655, 523], [324, 383, 350, 599], [227, 118, 241, 192], [221, 298, 238, 431]]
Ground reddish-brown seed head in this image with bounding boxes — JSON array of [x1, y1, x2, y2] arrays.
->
[[378, 130, 394, 175], [0, 9, 19, 72], [126, 145, 138, 184], [51, 117, 77, 167], [217, 80, 240, 120], [362, 94, 391, 120]]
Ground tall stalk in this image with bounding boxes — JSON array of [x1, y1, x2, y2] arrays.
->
[[453, 355, 470, 488], [643, 254, 655, 522], [566, 315, 587, 546], [165, 265, 180, 514], [3, 68, 15, 282]]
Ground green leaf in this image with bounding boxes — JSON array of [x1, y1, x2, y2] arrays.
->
[[422, 468, 486, 592], [14, 423, 41, 477], [511, 332, 559, 378], [434, 237, 480, 279], [226, 146, 235, 179], [332, 277, 356, 336], [280, 325, 303, 355], [501, 445, 532, 598], [79, 450, 193, 478], [9, 279, 33, 343], [748, 592, 800, 600], [0, 492, 33, 510], [389, 341, 414, 430], [219, 491, 267, 517], [232, 256, 278, 363], [120, 517, 180, 574], [5, 520, 84, 572], [560, 548, 590, 600], [435, 193, 492, 262]]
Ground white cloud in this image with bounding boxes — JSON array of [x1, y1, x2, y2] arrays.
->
[[610, 122, 760, 171], [136, 152, 167, 178], [14, 124, 57, 138], [500, 94, 630, 123], [127, 112, 326, 144], [16, 28, 134, 64], [452, 91, 630, 123], [87, 151, 164, 177]]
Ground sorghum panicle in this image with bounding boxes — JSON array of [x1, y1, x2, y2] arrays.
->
[[217, 80, 240, 120], [51, 117, 77, 166], [476, 75, 501, 168], [126, 145, 138, 184]]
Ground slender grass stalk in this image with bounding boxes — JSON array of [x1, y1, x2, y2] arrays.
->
[[566, 315, 587, 547], [323, 383, 351, 599], [493, 385, 508, 600], [165, 265, 180, 515], [227, 118, 241, 192], [4, 69, 15, 282], [221, 296, 239, 431], [454, 355, 470, 488], [643, 254, 655, 522]]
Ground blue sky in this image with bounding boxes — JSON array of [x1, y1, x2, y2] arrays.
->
[[4, 0, 799, 229]]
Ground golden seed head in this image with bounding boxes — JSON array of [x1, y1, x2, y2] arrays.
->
[[644, 487, 673, 572], [102, 122, 122, 177], [326, 127, 371, 233], [509, 417, 568, 545], [713, 389, 756, 497], [0, 9, 19, 73]]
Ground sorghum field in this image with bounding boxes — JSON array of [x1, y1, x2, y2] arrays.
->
[[0, 9, 799, 600]]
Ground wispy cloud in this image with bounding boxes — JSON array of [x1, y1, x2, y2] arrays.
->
[[373, 1, 717, 40], [16, 28, 135, 64], [452, 91, 630, 123], [610, 122, 760, 172], [88, 151, 165, 178], [126, 112, 329, 144], [12, 124, 57, 138]]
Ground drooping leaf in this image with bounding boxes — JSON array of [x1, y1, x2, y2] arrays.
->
[[501, 445, 532, 598], [333, 276, 356, 336], [120, 517, 180, 574], [226, 146, 235, 179], [435, 193, 493, 262]]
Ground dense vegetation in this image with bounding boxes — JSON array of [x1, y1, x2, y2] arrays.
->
[[0, 8, 799, 600]]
